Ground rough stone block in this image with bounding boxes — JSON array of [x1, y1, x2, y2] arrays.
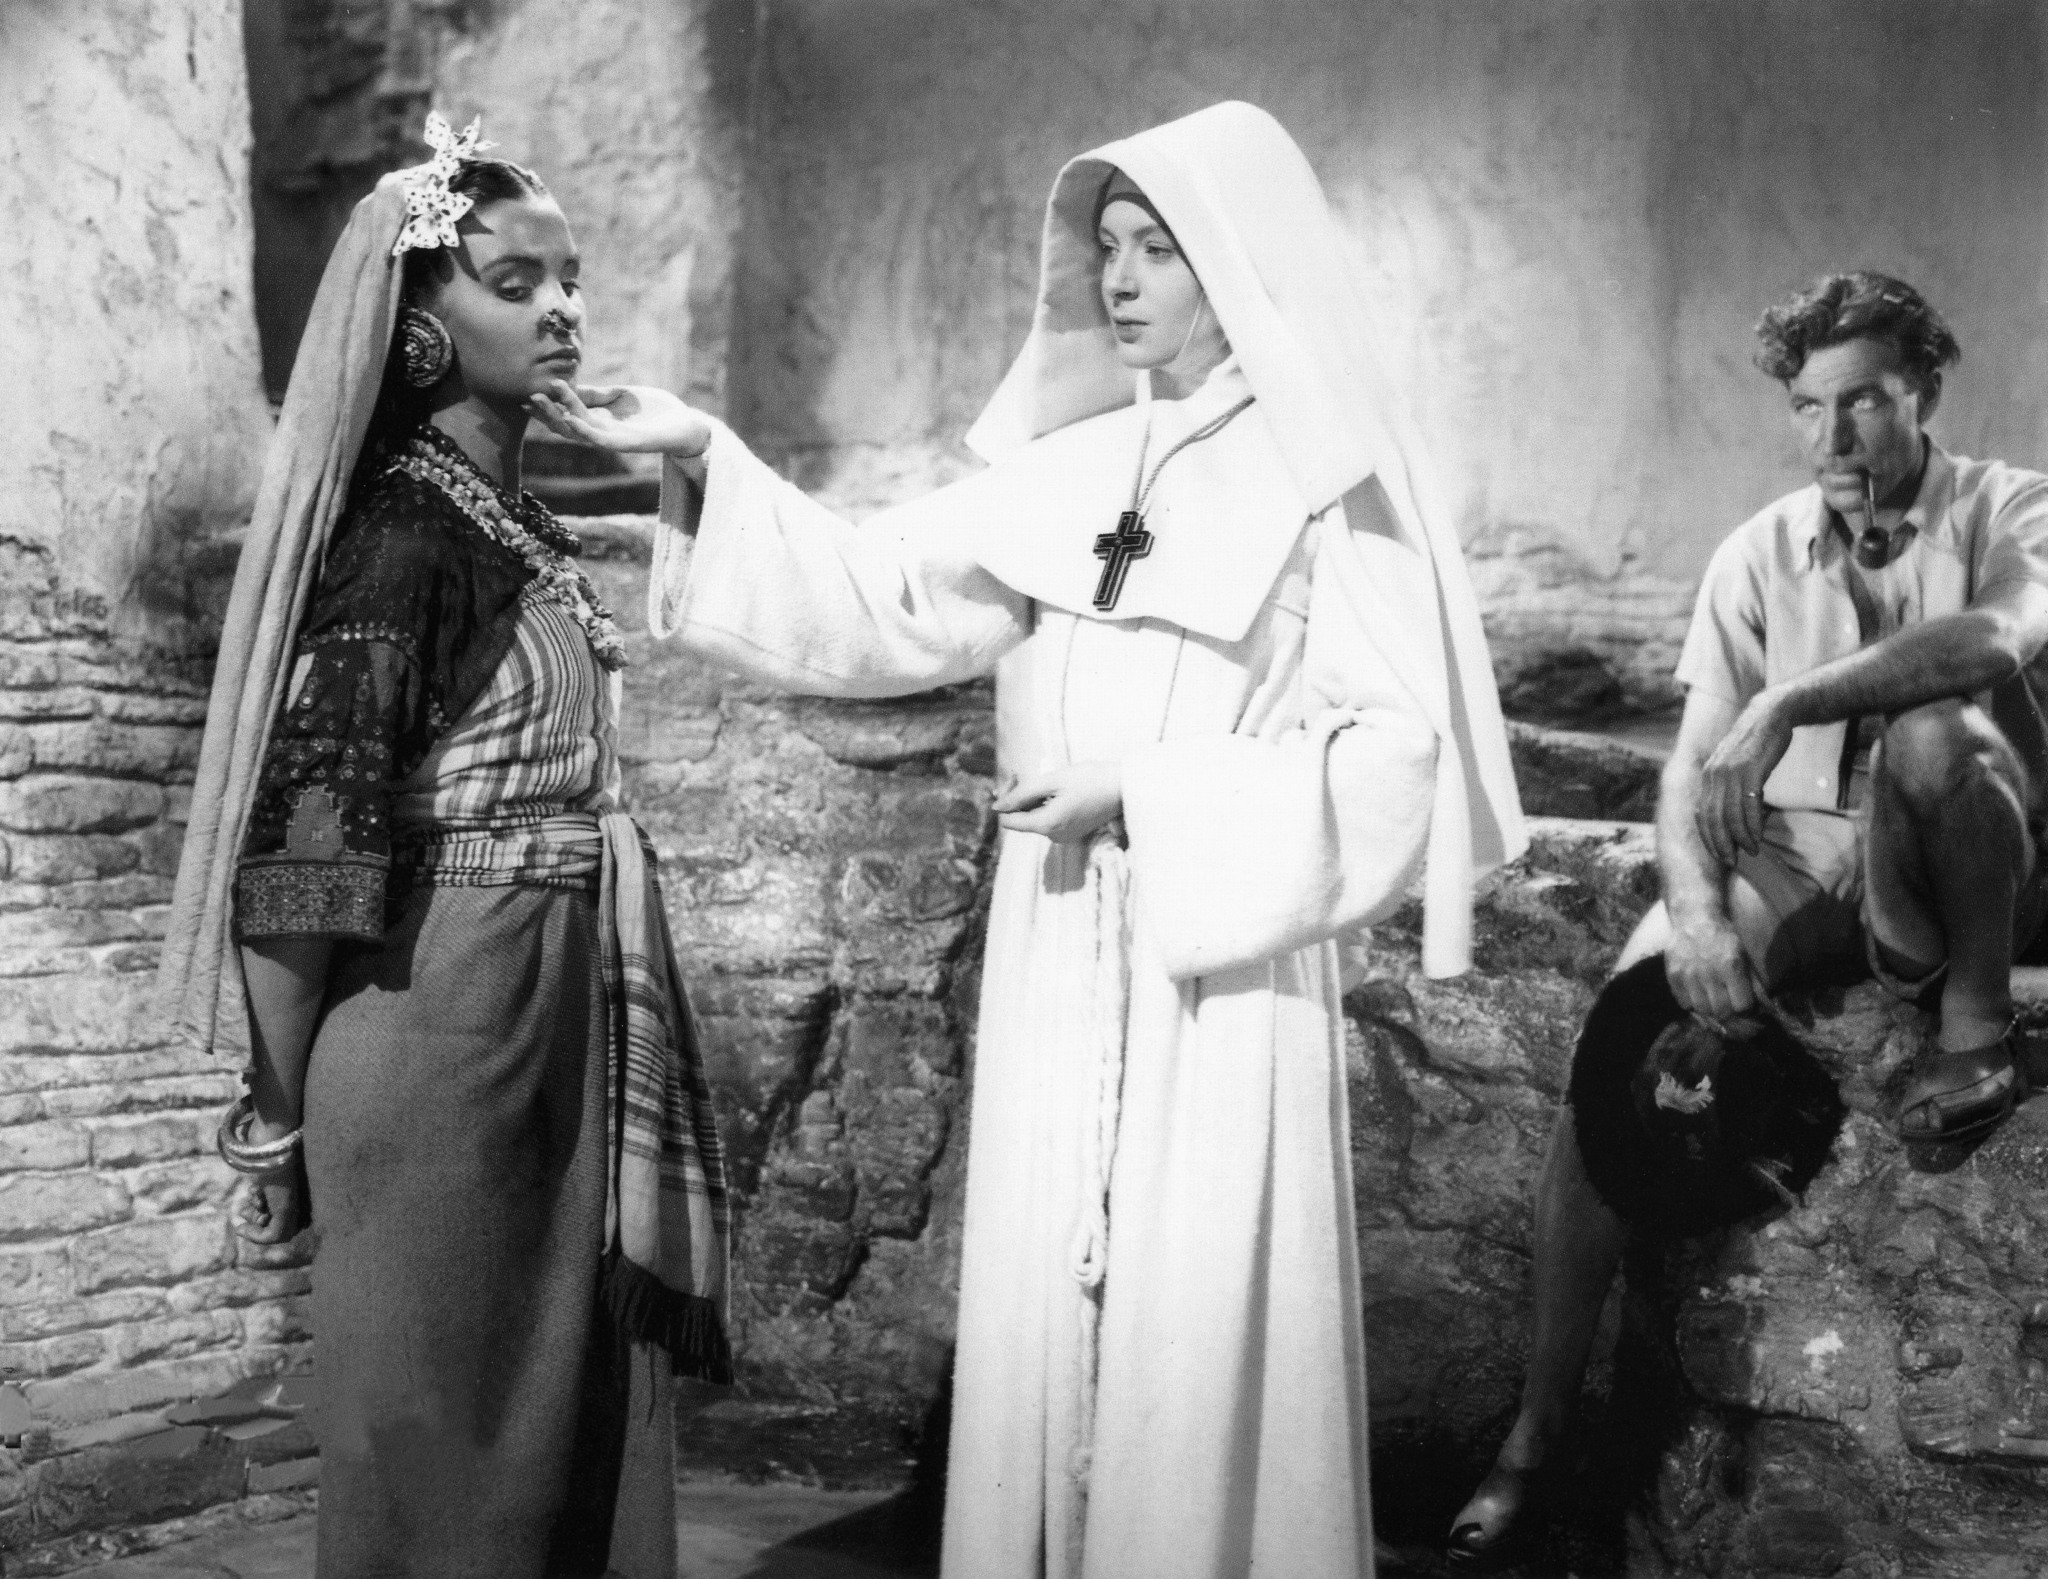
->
[[22, 1354, 247, 1435], [126, 1157, 234, 1217], [0, 777, 162, 836], [0, 908, 150, 951], [131, 820, 188, 880], [0, 1121, 91, 1173], [0, 973, 166, 1055], [0, 1095, 43, 1126], [0, 727, 29, 780], [0, 1332, 104, 1379], [70, 1214, 230, 1295], [1507, 721, 1663, 821], [3, 1288, 166, 1342], [22, 1424, 248, 1542], [164, 1267, 311, 1314], [98, 694, 209, 728], [27, 721, 198, 781], [0, 1049, 205, 1100], [0, 1173, 130, 1242], [231, 1230, 314, 1272], [5, 834, 142, 887], [0, 1246, 69, 1306], [88, 1112, 214, 1169], [746, 1218, 862, 1307], [41, 1073, 237, 1121], [763, 1159, 858, 1223], [238, 1298, 313, 1348], [108, 1311, 242, 1367], [0, 687, 92, 724], [246, 1455, 320, 1493], [793, 700, 962, 769]]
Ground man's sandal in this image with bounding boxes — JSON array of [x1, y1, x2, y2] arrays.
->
[[1896, 1022, 2025, 1145]]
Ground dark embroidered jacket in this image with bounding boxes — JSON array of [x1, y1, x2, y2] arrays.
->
[[234, 430, 538, 942]]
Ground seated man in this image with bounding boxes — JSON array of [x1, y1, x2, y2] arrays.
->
[[1447, 271, 2048, 1566]]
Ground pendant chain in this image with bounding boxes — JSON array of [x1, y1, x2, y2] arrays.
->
[[1129, 395, 1256, 518]]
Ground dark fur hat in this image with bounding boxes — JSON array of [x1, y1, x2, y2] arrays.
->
[[1567, 956, 1845, 1239]]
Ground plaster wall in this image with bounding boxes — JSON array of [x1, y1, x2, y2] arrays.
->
[[0, 0, 309, 1560], [428, 0, 756, 412], [2, 0, 271, 632], [732, 0, 2048, 710], [244, 0, 756, 417]]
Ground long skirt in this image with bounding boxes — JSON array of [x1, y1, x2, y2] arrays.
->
[[303, 883, 676, 1579]]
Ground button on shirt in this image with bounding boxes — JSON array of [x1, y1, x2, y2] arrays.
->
[[1675, 445, 2048, 811]]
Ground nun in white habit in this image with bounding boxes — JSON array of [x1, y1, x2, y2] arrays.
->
[[534, 100, 1525, 1579]]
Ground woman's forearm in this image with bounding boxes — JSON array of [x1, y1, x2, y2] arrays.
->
[[238, 938, 333, 1134]]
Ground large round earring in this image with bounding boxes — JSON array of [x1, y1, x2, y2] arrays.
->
[[398, 306, 454, 390]]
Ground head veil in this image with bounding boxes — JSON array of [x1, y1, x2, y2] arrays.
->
[[967, 101, 1525, 976], [158, 175, 410, 1055]]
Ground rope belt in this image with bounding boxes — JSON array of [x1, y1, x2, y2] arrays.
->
[[1067, 824, 1134, 1530]]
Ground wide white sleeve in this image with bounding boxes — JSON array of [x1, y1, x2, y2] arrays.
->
[[649, 418, 1030, 699], [1120, 515, 1440, 981]]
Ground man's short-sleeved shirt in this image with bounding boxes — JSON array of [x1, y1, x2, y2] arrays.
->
[[1675, 444, 2048, 811]]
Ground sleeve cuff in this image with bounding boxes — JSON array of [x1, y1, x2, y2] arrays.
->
[[233, 857, 388, 943]]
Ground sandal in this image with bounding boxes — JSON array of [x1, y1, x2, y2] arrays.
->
[[1897, 1022, 2024, 1145], [1447, 1458, 1556, 1569]]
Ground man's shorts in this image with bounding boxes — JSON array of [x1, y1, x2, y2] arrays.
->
[[1734, 807, 2048, 1002]]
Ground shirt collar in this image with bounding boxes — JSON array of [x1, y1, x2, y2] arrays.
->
[[1798, 439, 1958, 569]]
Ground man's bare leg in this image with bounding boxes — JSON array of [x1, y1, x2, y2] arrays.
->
[[1450, 884, 1785, 1555], [1866, 699, 2034, 1054]]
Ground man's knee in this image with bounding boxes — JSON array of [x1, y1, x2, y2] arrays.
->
[[1877, 699, 2014, 815]]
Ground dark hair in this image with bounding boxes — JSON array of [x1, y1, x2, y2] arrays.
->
[[1753, 271, 1960, 396], [1567, 956, 1844, 1239], [399, 157, 552, 299]]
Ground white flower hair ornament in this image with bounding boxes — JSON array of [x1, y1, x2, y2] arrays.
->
[[391, 113, 498, 258]]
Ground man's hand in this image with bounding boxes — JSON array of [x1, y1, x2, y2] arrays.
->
[[995, 761, 1123, 843], [1664, 910, 1759, 1021], [1695, 691, 1793, 866], [528, 381, 713, 458]]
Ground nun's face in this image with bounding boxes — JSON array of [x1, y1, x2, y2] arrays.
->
[[1097, 198, 1221, 374]]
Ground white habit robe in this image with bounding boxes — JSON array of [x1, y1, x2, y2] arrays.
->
[[654, 359, 1461, 1579]]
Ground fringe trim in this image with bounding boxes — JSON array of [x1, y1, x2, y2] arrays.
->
[[599, 1246, 734, 1386]]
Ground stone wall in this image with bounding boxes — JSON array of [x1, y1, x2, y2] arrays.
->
[[0, 0, 312, 1563], [731, 0, 2048, 718], [579, 525, 991, 1412]]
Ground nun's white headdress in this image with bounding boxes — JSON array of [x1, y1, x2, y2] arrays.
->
[[970, 101, 1526, 974]]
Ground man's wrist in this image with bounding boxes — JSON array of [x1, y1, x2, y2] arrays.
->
[[1666, 890, 1733, 936], [1755, 678, 1820, 732]]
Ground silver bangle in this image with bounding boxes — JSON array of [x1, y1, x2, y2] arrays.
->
[[216, 1095, 303, 1176]]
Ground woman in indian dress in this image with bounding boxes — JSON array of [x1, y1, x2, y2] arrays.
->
[[539, 100, 1523, 1579], [160, 119, 731, 1579]]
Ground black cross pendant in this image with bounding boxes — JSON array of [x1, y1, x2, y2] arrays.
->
[[1092, 511, 1153, 611]]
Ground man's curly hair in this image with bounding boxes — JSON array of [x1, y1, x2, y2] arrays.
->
[[1754, 271, 1960, 396]]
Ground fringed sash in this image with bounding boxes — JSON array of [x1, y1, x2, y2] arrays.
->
[[597, 811, 734, 1383], [401, 808, 734, 1382]]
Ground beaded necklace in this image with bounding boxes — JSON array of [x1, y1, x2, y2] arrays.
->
[[390, 429, 626, 671]]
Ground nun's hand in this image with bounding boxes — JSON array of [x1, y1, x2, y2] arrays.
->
[[995, 762, 1123, 843], [528, 381, 712, 458]]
